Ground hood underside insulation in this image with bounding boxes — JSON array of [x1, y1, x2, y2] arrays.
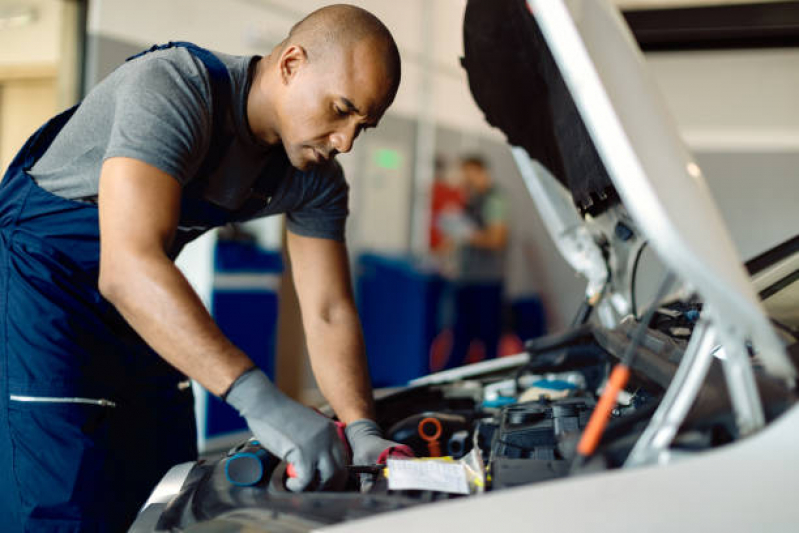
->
[[462, 0, 618, 216]]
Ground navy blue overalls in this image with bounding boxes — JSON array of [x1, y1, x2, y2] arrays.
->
[[0, 42, 275, 532]]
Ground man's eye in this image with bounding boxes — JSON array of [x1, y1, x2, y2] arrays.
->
[[334, 106, 347, 117]]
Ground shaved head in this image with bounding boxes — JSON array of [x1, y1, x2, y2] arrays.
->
[[248, 4, 401, 170], [283, 4, 401, 104]]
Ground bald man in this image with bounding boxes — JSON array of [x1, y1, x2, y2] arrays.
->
[[0, 4, 404, 531]]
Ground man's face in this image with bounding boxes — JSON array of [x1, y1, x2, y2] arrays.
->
[[462, 163, 491, 193], [276, 41, 393, 171]]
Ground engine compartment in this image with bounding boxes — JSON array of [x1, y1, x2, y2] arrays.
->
[[133, 296, 799, 533]]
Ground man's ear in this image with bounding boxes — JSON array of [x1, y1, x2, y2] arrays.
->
[[280, 44, 308, 85]]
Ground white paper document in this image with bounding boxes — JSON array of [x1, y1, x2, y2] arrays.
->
[[387, 459, 470, 495]]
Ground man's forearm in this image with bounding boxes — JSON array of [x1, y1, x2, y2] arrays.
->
[[303, 304, 375, 424], [469, 224, 508, 250], [100, 252, 254, 396]]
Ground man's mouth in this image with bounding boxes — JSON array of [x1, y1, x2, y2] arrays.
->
[[310, 148, 328, 164]]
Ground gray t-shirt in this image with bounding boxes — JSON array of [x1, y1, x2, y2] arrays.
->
[[29, 46, 349, 244], [459, 186, 508, 282]]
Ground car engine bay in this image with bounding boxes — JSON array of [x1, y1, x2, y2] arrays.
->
[[133, 285, 798, 532]]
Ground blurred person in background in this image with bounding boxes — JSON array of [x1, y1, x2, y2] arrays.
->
[[427, 155, 464, 370], [449, 155, 509, 366], [429, 155, 465, 255]]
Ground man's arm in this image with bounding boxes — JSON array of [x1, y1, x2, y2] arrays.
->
[[468, 192, 509, 250], [286, 230, 374, 424], [97, 156, 253, 396], [98, 158, 349, 489], [468, 222, 508, 250]]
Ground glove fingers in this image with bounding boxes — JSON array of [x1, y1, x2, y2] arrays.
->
[[377, 444, 415, 464], [285, 469, 314, 492], [285, 452, 314, 492], [319, 435, 348, 491], [318, 455, 347, 491]]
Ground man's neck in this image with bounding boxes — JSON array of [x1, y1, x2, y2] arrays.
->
[[246, 56, 282, 146]]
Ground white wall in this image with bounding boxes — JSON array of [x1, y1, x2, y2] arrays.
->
[[0, 0, 77, 170], [0, 0, 61, 66], [649, 49, 799, 153]]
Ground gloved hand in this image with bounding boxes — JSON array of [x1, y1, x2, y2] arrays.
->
[[225, 368, 348, 492], [345, 418, 413, 465]]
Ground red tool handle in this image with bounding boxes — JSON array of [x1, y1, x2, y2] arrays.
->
[[576, 364, 630, 457]]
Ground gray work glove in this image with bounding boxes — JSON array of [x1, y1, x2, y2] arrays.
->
[[226, 368, 348, 492], [345, 418, 409, 465]]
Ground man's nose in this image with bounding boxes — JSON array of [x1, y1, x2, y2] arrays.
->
[[330, 123, 358, 154]]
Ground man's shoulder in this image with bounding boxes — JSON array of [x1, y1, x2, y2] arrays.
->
[[486, 186, 507, 205], [208, 49, 257, 79], [122, 46, 207, 80], [117, 46, 248, 92], [482, 186, 508, 222]]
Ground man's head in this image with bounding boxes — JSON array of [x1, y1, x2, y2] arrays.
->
[[460, 155, 492, 194], [251, 4, 401, 170]]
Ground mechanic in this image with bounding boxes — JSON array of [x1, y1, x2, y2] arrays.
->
[[0, 4, 403, 531], [451, 155, 509, 365]]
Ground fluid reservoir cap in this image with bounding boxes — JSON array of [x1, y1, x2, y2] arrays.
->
[[418, 417, 443, 441], [225, 449, 269, 487]]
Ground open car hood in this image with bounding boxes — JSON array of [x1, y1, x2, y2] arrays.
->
[[463, 0, 794, 384]]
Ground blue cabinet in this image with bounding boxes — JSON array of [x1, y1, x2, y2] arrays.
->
[[197, 240, 283, 451]]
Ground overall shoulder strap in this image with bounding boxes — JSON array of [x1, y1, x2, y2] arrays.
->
[[4, 105, 80, 176], [127, 42, 233, 180]]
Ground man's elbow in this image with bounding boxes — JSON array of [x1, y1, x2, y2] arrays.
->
[[98, 261, 127, 303], [98, 250, 148, 304], [310, 298, 359, 329]]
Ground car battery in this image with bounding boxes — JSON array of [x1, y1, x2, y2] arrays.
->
[[491, 399, 593, 460]]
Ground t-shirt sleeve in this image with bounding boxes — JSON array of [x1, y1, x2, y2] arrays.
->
[[484, 191, 508, 225], [104, 54, 212, 185], [286, 161, 350, 242]]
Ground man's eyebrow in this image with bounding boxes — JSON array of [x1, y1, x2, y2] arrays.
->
[[339, 97, 361, 115], [339, 96, 378, 127]]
